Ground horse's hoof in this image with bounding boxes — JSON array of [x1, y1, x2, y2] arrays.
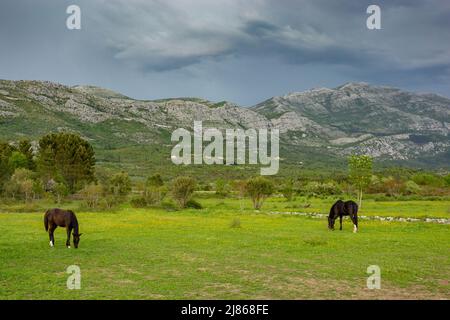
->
[[67, 246, 71, 249], [49, 241, 54, 247]]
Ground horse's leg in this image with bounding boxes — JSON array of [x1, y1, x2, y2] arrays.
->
[[352, 214, 358, 233], [339, 215, 343, 231], [66, 227, 72, 248], [49, 225, 55, 247]]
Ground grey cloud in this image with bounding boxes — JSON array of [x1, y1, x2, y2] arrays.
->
[[0, 0, 449, 105], [80, 0, 450, 74]]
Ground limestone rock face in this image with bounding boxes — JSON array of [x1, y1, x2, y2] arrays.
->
[[0, 80, 449, 166]]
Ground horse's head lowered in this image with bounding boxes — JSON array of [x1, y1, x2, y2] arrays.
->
[[73, 233, 83, 248], [328, 217, 335, 230]]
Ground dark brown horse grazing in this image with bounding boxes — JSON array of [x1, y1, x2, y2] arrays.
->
[[328, 200, 358, 233], [44, 208, 82, 248]]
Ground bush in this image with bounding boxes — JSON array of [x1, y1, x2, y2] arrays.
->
[[107, 172, 132, 196], [32, 180, 46, 200], [147, 174, 164, 187], [7, 168, 34, 201], [186, 199, 203, 209], [171, 176, 196, 208], [130, 197, 148, 208], [411, 173, 444, 187], [281, 178, 295, 201], [404, 180, 421, 195], [215, 179, 231, 197], [53, 182, 69, 204], [245, 177, 274, 210], [304, 181, 341, 197], [79, 183, 103, 208], [143, 174, 167, 205], [103, 194, 122, 209]]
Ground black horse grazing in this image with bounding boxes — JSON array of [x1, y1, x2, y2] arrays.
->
[[328, 200, 358, 233], [44, 208, 82, 248]]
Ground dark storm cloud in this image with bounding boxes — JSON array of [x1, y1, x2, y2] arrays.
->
[[0, 0, 449, 104]]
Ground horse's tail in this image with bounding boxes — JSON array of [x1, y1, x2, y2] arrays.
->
[[44, 210, 49, 231]]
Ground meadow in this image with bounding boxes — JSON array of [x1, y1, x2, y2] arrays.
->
[[0, 196, 449, 300]]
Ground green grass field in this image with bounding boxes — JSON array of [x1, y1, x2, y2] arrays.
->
[[0, 197, 449, 299]]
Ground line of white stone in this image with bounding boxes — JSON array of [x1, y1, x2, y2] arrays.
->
[[269, 211, 450, 224]]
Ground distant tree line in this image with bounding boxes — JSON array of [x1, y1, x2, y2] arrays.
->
[[1, 133, 449, 210]]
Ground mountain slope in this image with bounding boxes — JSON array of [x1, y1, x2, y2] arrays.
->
[[0, 80, 449, 174], [253, 82, 449, 162]]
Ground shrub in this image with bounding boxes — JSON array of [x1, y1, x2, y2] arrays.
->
[[147, 174, 164, 187], [32, 180, 46, 200], [304, 181, 341, 197], [103, 194, 122, 209], [231, 180, 247, 198], [281, 178, 295, 201], [404, 180, 421, 195], [186, 199, 203, 209], [143, 174, 167, 205], [130, 197, 148, 208], [7, 168, 34, 201], [53, 182, 69, 204], [215, 179, 231, 197], [80, 183, 103, 208], [444, 174, 450, 187], [245, 177, 274, 210], [171, 176, 196, 208], [382, 177, 403, 196], [411, 173, 444, 187], [107, 172, 132, 196]]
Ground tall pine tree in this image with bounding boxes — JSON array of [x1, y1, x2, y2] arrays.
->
[[37, 133, 96, 193]]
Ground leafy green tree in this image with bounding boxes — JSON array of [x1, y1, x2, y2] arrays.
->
[[108, 171, 132, 196], [35, 145, 55, 185], [8, 168, 34, 201], [32, 180, 46, 200], [245, 176, 274, 210], [53, 182, 69, 204], [171, 176, 196, 208], [8, 151, 28, 170], [37, 132, 95, 193], [348, 155, 373, 208], [0, 141, 16, 192], [18, 139, 35, 170]]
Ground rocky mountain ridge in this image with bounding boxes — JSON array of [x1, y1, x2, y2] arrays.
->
[[0, 79, 448, 167]]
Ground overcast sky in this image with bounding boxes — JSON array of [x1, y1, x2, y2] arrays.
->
[[1, 0, 449, 105]]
